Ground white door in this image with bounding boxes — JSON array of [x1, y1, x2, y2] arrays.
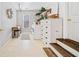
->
[[68, 3, 79, 42], [23, 15, 29, 32]]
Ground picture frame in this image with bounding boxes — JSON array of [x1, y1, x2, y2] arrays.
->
[[6, 8, 13, 19]]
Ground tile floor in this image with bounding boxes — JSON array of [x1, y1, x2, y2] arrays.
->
[[0, 33, 47, 57]]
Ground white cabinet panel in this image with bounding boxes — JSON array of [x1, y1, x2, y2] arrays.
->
[[68, 2, 79, 42], [51, 19, 62, 43]]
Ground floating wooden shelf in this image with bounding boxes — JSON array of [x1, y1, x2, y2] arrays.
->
[[48, 14, 59, 19], [50, 43, 75, 57], [43, 47, 57, 57], [57, 39, 79, 52], [41, 8, 59, 19]]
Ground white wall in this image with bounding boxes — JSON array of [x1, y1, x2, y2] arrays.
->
[[20, 2, 58, 11], [0, 2, 18, 47], [59, 2, 68, 38]]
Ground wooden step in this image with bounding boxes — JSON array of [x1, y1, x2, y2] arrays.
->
[[50, 43, 75, 57], [57, 39, 79, 52], [43, 47, 57, 57]]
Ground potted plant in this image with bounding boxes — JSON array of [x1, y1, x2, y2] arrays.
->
[[35, 7, 47, 25]]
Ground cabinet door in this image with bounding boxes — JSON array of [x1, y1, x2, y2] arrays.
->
[[68, 3, 79, 42], [51, 19, 62, 43]]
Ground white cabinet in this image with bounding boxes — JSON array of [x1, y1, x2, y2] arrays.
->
[[51, 18, 62, 43], [40, 18, 62, 46], [33, 24, 41, 39]]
